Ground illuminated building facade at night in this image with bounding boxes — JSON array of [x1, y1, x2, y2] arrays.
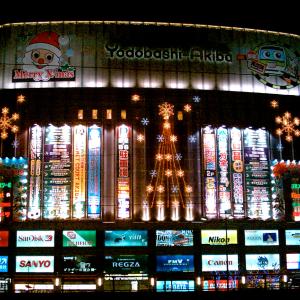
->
[[0, 21, 300, 293]]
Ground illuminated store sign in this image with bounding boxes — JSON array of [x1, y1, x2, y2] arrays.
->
[[87, 126, 101, 218], [246, 254, 280, 271], [286, 230, 300, 245], [63, 255, 97, 273], [243, 129, 271, 219], [291, 182, 300, 221], [16, 256, 54, 273], [230, 128, 244, 217], [156, 255, 194, 272], [62, 230, 96, 247], [0, 278, 10, 292], [105, 230, 148, 247], [105, 45, 233, 63], [16, 230, 54, 247], [72, 125, 87, 218], [201, 230, 237, 245], [28, 125, 42, 220], [43, 125, 71, 219], [117, 124, 131, 219], [0, 256, 8, 272], [203, 127, 217, 217], [156, 230, 193, 246], [245, 230, 279, 246], [0, 157, 28, 221], [203, 279, 238, 290], [156, 280, 195, 292], [104, 255, 148, 275], [202, 254, 239, 271], [217, 127, 231, 215], [286, 253, 300, 270], [0, 231, 9, 247]]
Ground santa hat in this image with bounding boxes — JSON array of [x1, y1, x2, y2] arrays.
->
[[26, 31, 61, 57]]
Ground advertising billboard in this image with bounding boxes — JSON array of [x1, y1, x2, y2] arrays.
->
[[245, 230, 279, 246], [63, 230, 96, 247], [285, 230, 300, 246], [0, 231, 9, 247], [104, 255, 148, 275], [105, 230, 148, 247], [156, 230, 193, 246], [156, 280, 195, 292], [245, 254, 280, 271], [201, 230, 237, 245], [16, 256, 54, 273], [202, 254, 239, 271], [156, 255, 194, 272], [63, 255, 97, 273], [0, 256, 8, 272], [16, 230, 54, 247], [203, 279, 238, 290], [286, 253, 300, 270]]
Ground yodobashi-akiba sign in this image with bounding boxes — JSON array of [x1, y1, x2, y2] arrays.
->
[[202, 254, 239, 271], [16, 231, 54, 247], [16, 256, 54, 273], [245, 230, 279, 246], [105, 45, 233, 63], [285, 230, 300, 245], [201, 230, 237, 245]]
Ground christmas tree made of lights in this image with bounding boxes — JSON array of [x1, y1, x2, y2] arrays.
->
[[144, 102, 193, 221]]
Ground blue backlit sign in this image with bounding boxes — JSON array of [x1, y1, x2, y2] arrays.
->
[[156, 255, 194, 272], [105, 230, 148, 247]]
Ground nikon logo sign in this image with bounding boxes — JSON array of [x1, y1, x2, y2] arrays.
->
[[105, 45, 232, 63]]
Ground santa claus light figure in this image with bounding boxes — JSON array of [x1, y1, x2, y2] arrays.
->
[[22, 31, 62, 81]]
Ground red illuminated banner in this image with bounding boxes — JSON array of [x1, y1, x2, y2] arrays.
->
[[0, 231, 9, 247]]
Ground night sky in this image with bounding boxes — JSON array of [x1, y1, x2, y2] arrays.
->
[[0, 2, 299, 35]]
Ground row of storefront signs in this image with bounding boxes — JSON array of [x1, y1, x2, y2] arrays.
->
[[1, 253, 300, 274], [1, 229, 299, 247]]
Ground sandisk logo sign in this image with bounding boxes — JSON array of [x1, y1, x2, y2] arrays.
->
[[16, 256, 54, 273]]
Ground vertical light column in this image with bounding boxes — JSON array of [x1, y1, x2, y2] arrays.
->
[[230, 128, 245, 218], [28, 125, 42, 219], [43, 125, 72, 219], [202, 126, 217, 219], [117, 124, 131, 219], [72, 125, 87, 219], [87, 125, 101, 218], [244, 128, 272, 219], [217, 127, 231, 217]]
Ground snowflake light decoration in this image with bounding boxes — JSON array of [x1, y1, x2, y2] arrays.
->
[[141, 118, 149, 126], [171, 185, 179, 193], [150, 170, 157, 178], [275, 111, 300, 142], [193, 96, 201, 103], [157, 134, 164, 142], [175, 153, 182, 161], [0, 107, 19, 139], [188, 135, 197, 143], [159, 102, 174, 120]]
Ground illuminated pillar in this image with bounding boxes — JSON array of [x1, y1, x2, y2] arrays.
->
[[87, 125, 101, 219], [72, 125, 87, 219], [28, 125, 42, 220], [116, 124, 131, 219], [202, 126, 217, 219]]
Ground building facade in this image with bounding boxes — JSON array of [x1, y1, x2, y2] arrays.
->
[[0, 21, 299, 293]]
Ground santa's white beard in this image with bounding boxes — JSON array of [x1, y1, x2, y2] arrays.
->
[[22, 51, 60, 72]]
